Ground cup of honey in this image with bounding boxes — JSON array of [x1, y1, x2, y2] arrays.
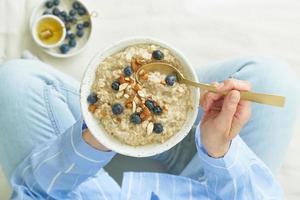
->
[[32, 15, 66, 49]]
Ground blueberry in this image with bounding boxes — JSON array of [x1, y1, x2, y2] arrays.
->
[[145, 99, 155, 110], [69, 9, 77, 16], [165, 74, 177, 86], [53, 0, 60, 6], [153, 106, 162, 115], [59, 44, 70, 54], [65, 23, 71, 31], [76, 23, 84, 30], [67, 33, 75, 39], [76, 29, 84, 37], [52, 7, 60, 16], [68, 39, 77, 47], [153, 123, 164, 133], [77, 8, 87, 16], [123, 66, 133, 77], [83, 21, 90, 27], [43, 10, 51, 15], [152, 50, 164, 60], [111, 81, 120, 91], [65, 15, 72, 23], [87, 93, 98, 104], [112, 103, 124, 115], [72, 1, 81, 9], [45, 1, 53, 8], [60, 11, 67, 18], [130, 113, 142, 124]]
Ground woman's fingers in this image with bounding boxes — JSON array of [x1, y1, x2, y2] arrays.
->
[[217, 79, 251, 93]]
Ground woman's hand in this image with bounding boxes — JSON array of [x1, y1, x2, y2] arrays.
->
[[200, 79, 252, 158], [82, 129, 111, 152]]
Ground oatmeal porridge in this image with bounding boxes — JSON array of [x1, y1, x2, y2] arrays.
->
[[87, 44, 193, 146]]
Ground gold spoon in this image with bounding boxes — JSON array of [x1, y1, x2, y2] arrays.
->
[[135, 62, 285, 107]]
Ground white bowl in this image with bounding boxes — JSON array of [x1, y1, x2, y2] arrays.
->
[[80, 37, 200, 157], [31, 15, 66, 49]]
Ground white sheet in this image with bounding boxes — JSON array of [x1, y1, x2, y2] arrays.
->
[[1, 0, 300, 199]]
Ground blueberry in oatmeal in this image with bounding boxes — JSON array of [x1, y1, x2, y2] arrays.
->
[[153, 123, 164, 133], [111, 81, 120, 91], [130, 113, 142, 124], [112, 103, 124, 115], [145, 99, 155, 111], [123, 66, 133, 77], [165, 74, 177, 86], [87, 92, 98, 104], [152, 50, 164, 60]]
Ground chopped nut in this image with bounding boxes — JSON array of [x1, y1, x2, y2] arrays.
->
[[116, 91, 124, 98], [124, 94, 129, 99], [136, 57, 147, 65], [119, 74, 126, 84], [119, 83, 129, 91], [163, 104, 169, 111], [147, 122, 154, 134], [125, 101, 133, 108], [132, 101, 137, 113], [88, 104, 97, 113], [125, 77, 130, 81], [141, 73, 149, 80], [129, 78, 135, 84], [133, 83, 142, 92], [138, 69, 146, 75], [131, 58, 139, 72], [160, 80, 166, 85], [142, 107, 151, 116], [116, 117, 122, 123]]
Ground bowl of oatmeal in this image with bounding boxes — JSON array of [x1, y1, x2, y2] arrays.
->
[[80, 38, 200, 157]]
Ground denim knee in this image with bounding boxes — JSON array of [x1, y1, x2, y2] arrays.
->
[[231, 57, 300, 98]]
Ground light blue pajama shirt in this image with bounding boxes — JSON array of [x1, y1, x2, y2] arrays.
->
[[9, 118, 282, 199]]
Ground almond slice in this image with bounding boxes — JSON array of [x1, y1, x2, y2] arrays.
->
[[147, 122, 154, 134], [124, 94, 129, 99], [132, 101, 136, 113], [119, 83, 129, 91], [137, 90, 146, 98], [116, 91, 124, 98], [136, 107, 142, 113]]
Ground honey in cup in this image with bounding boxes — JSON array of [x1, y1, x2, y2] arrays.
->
[[36, 17, 64, 46]]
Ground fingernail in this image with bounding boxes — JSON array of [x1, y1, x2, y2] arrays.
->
[[230, 92, 239, 102]]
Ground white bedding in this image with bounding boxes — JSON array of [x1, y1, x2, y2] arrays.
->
[[1, 0, 300, 199]]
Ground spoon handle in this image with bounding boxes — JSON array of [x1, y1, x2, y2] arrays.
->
[[182, 79, 285, 107]]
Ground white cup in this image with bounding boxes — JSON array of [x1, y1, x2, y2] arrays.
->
[[31, 15, 66, 49]]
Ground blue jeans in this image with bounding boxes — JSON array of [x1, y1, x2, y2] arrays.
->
[[0, 57, 299, 180]]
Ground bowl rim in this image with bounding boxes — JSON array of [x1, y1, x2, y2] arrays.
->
[[31, 15, 66, 49], [80, 37, 200, 157]]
